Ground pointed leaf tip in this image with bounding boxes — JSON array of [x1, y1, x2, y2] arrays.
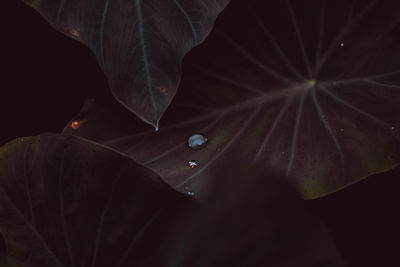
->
[[24, 0, 231, 124]]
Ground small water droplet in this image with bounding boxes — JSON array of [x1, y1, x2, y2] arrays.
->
[[188, 134, 208, 150], [340, 41, 344, 47], [155, 127, 159, 132], [187, 191, 195, 196], [391, 126, 395, 130], [188, 160, 198, 168], [71, 120, 81, 129]]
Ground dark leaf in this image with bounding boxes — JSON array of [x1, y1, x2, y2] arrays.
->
[[164, 160, 345, 266], [22, 0, 230, 126], [0, 136, 343, 266], [63, 0, 400, 198], [0, 134, 191, 266]]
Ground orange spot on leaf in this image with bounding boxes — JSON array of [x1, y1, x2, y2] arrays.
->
[[71, 120, 81, 129]]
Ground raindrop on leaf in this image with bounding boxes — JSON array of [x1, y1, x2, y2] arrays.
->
[[188, 134, 208, 150], [188, 160, 198, 168]]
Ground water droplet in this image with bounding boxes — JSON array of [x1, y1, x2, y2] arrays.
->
[[187, 191, 195, 196], [340, 41, 344, 47], [188, 134, 208, 150], [71, 120, 81, 129], [188, 160, 198, 168], [391, 126, 395, 130], [155, 127, 159, 132]]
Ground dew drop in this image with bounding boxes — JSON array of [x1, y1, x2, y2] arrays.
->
[[188, 134, 208, 150], [155, 127, 159, 132], [188, 160, 198, 168], [340, 41, 344, 47], [187, 191, 195, 196], [71, 120, 81, 129]]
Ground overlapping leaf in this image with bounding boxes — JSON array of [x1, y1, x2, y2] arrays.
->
[[0, 134, 191, 266], [164, 162, 344, 266], [63, 0, 400, 198], [0, 136, 343, 265], [22, 0, 230, 126]]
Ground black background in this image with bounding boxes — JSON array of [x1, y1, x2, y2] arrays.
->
[[1, 1, 399, 266]]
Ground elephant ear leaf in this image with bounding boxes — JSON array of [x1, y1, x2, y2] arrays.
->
[[64, 0, 400, 199], [0, 134, 191, 266], [165, 162, 344, 266], [22, 0, 230, 127]]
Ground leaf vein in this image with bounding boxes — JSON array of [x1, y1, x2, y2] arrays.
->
[[136, 0, 157, 112], [173, 0, 198, 42], [100, 0, 111, 67], [312, 88, 345, 179]]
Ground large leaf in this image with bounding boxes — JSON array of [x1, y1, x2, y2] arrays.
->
[[0, 134, 191, 266], [164, 162, 345, 266], [22, 0, 230, 127], [63, 0, 400, 198], [0, 136, 343, 265]]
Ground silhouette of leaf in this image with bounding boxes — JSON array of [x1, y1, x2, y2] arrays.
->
[[22, 0, 229, 126], [164, 161, 345, 266], [63, 0, 400, 198], [0, 134, 191, 266], [0, 137, 343, 265]]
